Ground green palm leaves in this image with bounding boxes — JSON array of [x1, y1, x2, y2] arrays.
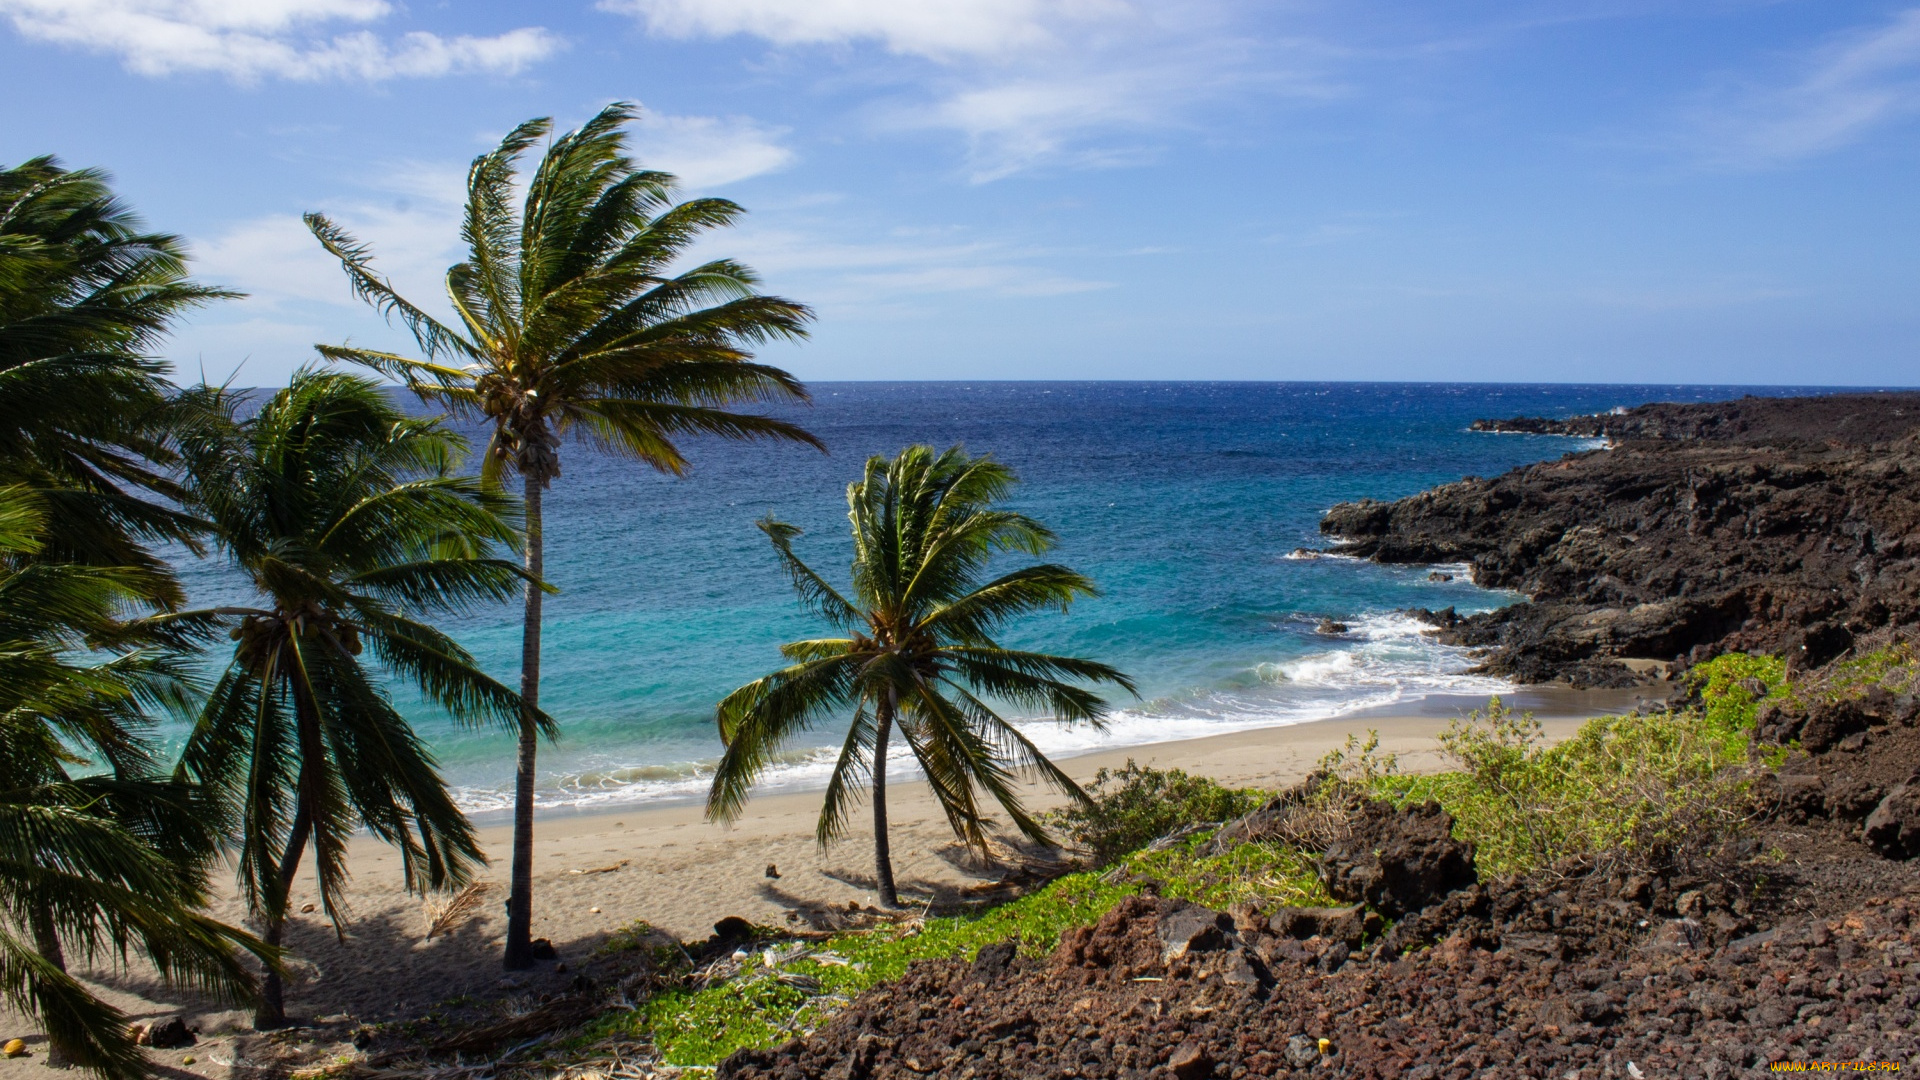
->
[[712, 446, 1135, 907], [306, 102, 821, 968], [303, 101, 820, 485], [0, 158, 234, 599], [160, 370, 543, 1026], [0, 487, 271, 1079]]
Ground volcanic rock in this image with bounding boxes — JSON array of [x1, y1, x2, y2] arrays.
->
[[1322, 393, 1920, 685], [1865, 781, 1920, 859], [1318, 799, 1475, 917]]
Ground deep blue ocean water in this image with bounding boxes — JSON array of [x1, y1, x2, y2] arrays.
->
[[168, 381, 1851, 815]]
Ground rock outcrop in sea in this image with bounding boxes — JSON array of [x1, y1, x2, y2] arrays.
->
[[1322, 392, 1920, 686]]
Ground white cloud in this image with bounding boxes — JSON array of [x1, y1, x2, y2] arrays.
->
[[718, 225, 1111, 308], [0, 0, 559, 82], [194, 159, 469, 330], [601, 0, 1321, 181], [1691, 7, 1920, 166], [916, 69, 1182, 181], [599, 0, 1127, 61], [637, 114, 796, 188]]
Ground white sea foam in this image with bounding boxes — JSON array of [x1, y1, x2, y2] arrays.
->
[[446, 608, 1514, 817]]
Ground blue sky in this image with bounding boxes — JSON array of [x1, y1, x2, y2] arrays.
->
[[2, 1, 1916, 386]]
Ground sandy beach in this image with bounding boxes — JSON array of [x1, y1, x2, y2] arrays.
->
[[1, 687, 1652, 1070]]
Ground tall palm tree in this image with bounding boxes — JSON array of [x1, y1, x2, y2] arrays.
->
[[709, 446, 1135, 907], [0, 486, 271, 1079], [305, 101, 822, 968], [157, 370, 545, 1027], [0, 157, 234, 602]]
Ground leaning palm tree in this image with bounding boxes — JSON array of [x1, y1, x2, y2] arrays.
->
[[157, 370, 545, 1027], [0, 486, 272, 1078], [305, 101, 822, 968], [0, 156, 234, 603], [709, 446, 1136, 907]]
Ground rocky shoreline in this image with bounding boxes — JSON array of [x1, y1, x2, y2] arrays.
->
[[719, 670, 1920, 1079], [1322, 392, 1920, 687]]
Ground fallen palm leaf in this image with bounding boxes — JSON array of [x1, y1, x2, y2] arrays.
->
[[423, 882, 495, 940], [569, 860, 630, 875]]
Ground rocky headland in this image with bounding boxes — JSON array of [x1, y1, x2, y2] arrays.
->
[[1322, 392, 1920, 686]]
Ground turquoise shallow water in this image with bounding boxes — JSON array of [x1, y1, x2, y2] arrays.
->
[[166, 381, 1840, 815]]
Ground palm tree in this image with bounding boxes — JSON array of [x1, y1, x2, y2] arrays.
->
[[709, 446, 1135, 907], [0, 486, 271, 1078], [0, 157, 235, 603], [305, 101, 822, 968], [157, 370, 545, 1027]]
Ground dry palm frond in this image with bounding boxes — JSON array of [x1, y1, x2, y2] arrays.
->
[[568, 860, 629, 875], [423, 881, 496, 940]]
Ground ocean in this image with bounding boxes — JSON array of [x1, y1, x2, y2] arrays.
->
[[167, 381, 1840, 818]]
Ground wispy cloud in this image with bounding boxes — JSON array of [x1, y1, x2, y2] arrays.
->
[[718, 224, 1112, 309], [603, 0, 1334, 181], [0, 0, 560, 82], [1688, 7, 1920, 167], [600, 0, 1125, 61], [636, 113, 796, 189]]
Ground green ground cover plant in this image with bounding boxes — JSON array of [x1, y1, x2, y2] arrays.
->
[[631, 831, 1324, 1066], [1783, 641, 1920, 708]]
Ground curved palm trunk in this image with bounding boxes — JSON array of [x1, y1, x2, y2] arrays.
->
[[871, 690, 899, 908], [254, 802, 312, 1029], [504, 476, 544, 970], [30, 903, 73, 1066]]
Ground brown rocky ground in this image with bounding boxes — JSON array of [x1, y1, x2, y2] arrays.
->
[[721, 746, 1920, 1080], [718, 683, 1920, 1080]]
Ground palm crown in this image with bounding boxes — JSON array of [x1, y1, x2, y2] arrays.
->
[[711, 446, 1135, 906], [303, 101, 820, 484], [0, 157, 235, 601], [305, 101, 822, 968], [158, 370, 544, 1024]]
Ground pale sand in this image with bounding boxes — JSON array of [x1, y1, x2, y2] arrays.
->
[[0, 686, 1651, 1068]]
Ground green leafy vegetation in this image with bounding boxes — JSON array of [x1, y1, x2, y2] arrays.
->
[[634, 832, 1324, 1067], [1786, 641, 1920, 707], [1687, 652, 1788, 731], [1046, 760, 1268, 866], [1370, 689, 1761, 876]]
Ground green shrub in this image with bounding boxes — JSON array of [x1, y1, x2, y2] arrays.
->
[[1046, 760, 1267, 866], [1377, 697, 1756, 876], [1687, 652, 1787, 732]]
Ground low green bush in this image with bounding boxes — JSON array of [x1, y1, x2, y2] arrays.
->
[[1687, 652, 1787, 730], [1375, 696, 1756, 876], [1045, 759, 1267, 866]]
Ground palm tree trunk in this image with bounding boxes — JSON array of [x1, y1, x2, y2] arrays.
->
[[30, 902, 74, 1066], [871, 690, 899, 908], [504, 474, 544, 970], [255, 803, 312, 1030]]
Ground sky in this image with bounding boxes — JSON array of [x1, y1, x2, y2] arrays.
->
[[1, 0, 1916, 386]]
